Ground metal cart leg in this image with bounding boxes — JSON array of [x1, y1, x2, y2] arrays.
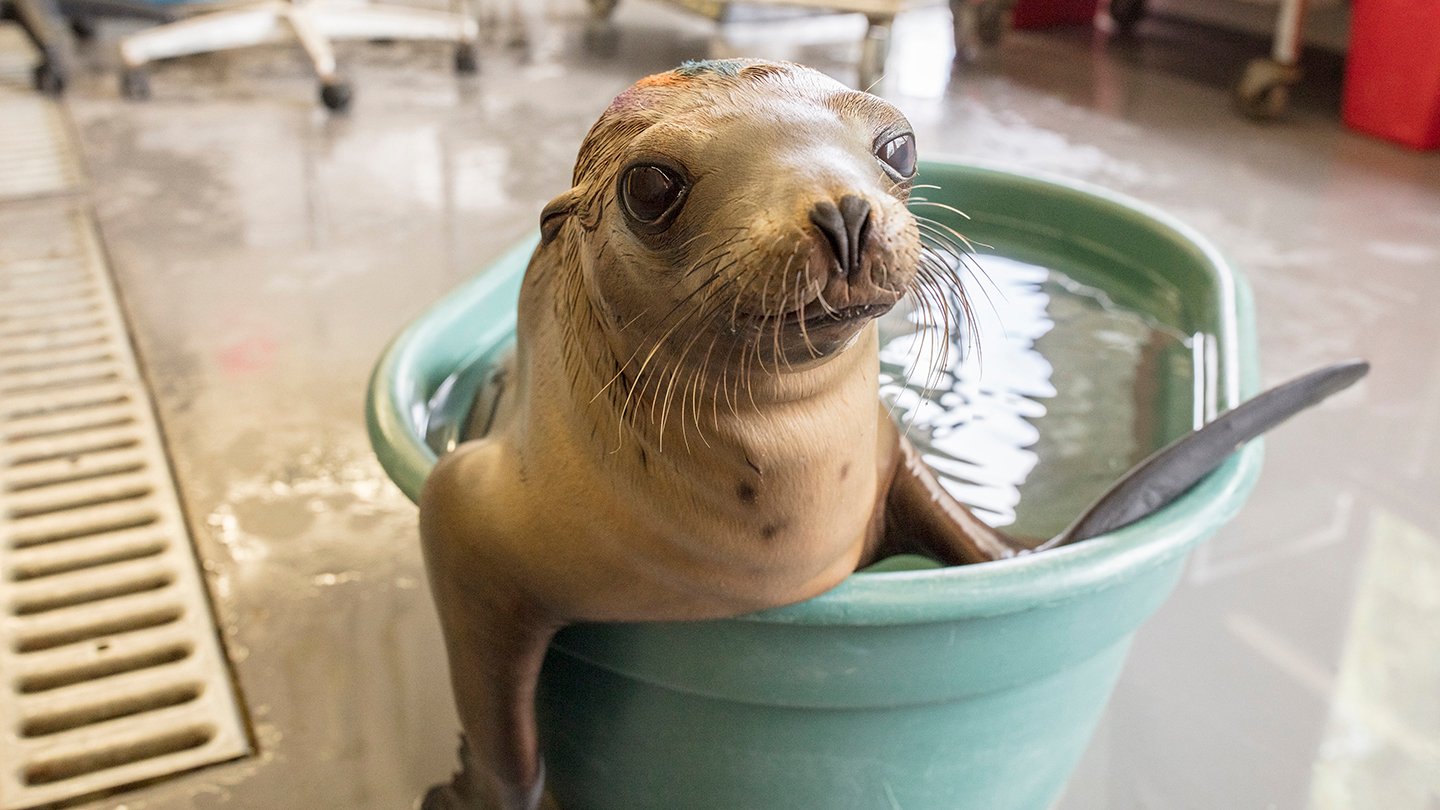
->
[[858, 13, 892, 90], [1234, 0, 1308, 119], [951, 0, 1016, 63], [10, 0, 72, 95]]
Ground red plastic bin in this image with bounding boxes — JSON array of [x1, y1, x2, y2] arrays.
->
[[1011, 0, 1098, 29], [1342, 0, 1440, 150]]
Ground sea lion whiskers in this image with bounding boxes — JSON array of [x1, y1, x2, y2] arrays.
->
[[911, 209, 1001, 303], [632, 266, 752, 449], [653, 277, 734, 450], [612, 273, 727, 449], [897, 266, 948, 393], [589, 233, 744, 413], [770, 280, 791, 373], [629, 268, 736, 428], [908, 198, 973, 222], [914, 220, 996, 302], [672, 224, 748, 258], [911, 212, 998, 318], [913, 221, 996, 359], [916, 242, 979, 361], [814, 286, 839, 318], [745, 274, 777, 401], [793, 265, 821, 360], [911, 260, 963, 406], [920, 241, 981, 374], [649, 262, 773, 452], [687, 334, 721, 451]]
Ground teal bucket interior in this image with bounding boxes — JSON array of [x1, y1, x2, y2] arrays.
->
[[366, 161, 1262, 810]]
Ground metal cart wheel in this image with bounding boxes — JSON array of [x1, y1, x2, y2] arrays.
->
[[1109, 0, 1145, 35], [1234, 57, 1300, 120], [32, 59, 65, 95], [320, 79, 352, 112], [588, 0, 618, 19], [454, 41, 478, 74]]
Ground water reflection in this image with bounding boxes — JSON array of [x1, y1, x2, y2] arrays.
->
[[1307, 509, 1440, 810], [879, 254, 1199, 538]]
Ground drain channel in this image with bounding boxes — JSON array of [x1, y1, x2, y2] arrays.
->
[[0, 208, 251, 810], [0, 25, 82, 204]]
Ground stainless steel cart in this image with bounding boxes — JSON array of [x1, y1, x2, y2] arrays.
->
[[594, 0, 1016, 89]]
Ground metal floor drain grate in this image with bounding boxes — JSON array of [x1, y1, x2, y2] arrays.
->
[[0, 26, 34, 90], [0, 207, 251, 810], [0, 26, 81, 202]]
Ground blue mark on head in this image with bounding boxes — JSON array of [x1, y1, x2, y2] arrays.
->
[[676, 59, 747, 78]]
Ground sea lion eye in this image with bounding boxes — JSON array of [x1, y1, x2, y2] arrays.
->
[[621, 164, 686, 226], [876, 133, 916, 178]]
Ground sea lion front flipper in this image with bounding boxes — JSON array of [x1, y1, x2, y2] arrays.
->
[[420, 452, 561, 810], [1042, 359, 1371, 550], [880, 419, 1029, 565], [423, 570, 559, 810]]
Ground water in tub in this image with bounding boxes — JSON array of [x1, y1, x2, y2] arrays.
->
[[877, 253, 1202, 544]]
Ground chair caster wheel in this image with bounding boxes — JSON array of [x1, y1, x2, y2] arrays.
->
[[321, 80, 352, 112], [1234, 57, 1299, 120], [33, 61, 66, 96], [120, 68, 150, 100], [455, 42, 479, 74]]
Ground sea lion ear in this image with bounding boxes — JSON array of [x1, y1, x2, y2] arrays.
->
[[540, 189, 581, 245]]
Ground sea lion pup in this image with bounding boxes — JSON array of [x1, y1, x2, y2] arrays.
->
[[418, 58, 1016, 809]]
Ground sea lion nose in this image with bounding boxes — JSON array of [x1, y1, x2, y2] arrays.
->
[[810, 194, 872, 281]]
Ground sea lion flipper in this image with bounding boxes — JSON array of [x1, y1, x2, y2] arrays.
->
[[880, 423, 1028, 565], [421, 452, 560, 810], [1045, 359, 1370, 549], [424, 581, 558, 810]]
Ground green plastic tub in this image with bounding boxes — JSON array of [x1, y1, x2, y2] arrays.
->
[[367, 161, 1262, 810]]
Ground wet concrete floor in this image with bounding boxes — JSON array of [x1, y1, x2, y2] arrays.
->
[[18, 1, 1440, 807]]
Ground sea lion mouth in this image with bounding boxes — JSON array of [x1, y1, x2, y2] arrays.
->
[[792, 301, 896, 330]]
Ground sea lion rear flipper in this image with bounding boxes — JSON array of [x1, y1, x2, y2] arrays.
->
[[880, 425, 1030, 565]]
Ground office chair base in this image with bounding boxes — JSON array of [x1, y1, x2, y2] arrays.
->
[[117, 0, 479, 110]]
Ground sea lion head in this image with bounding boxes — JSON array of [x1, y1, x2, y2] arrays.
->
[[541, 59, 932, 372]]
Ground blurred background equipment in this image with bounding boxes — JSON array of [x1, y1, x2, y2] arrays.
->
[[615, 0, 1014, 90], [0, 0, 74, 94], [113, 0, 480, 111], [1007, 0, 1348, 120]]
